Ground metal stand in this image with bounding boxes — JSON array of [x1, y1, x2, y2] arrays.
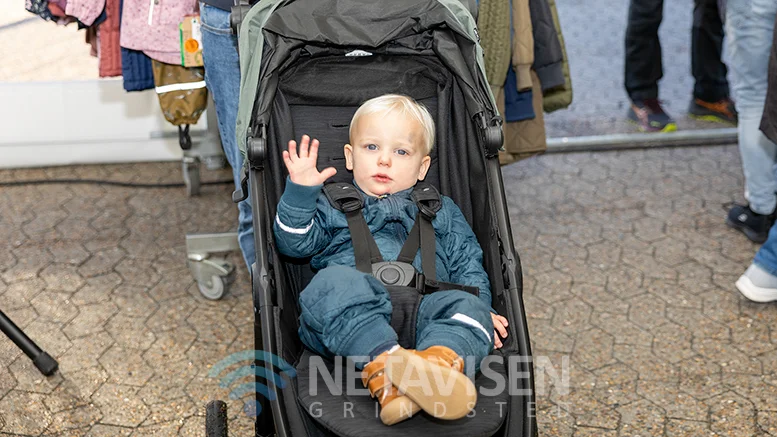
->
[[186, 233, 239, 300], [181, 94, 242, 300], [0, 310, 58, 376], [546, 127, 738, 153]]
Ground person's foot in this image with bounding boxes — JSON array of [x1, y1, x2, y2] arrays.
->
[[726, 204, 774, 244], [627, 99, 678, 133], [384, 346, 476, 420], [688, 97, 738, 125], [362, 351, 421, 425], [736, 263, 777, 302]]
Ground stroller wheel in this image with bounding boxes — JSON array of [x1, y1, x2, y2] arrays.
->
[[206, 400, 228, 437], [198, 274, 228, 300]]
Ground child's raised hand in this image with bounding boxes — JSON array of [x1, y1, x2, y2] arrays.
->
[[283, 135, 337, 186], [491, 313, 508, 349]]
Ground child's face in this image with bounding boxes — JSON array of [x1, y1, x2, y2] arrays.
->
[[344, 111, 431, 197]]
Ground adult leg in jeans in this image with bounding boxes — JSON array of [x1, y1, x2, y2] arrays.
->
[[738, 221, 777, 302], [200, 3, 255, 269], [726, 0, 777, 216], [691, 0, 730, 102], [732, 1, 777, 301], [624, 0, 664, 101], [755, 224, 777, 276]]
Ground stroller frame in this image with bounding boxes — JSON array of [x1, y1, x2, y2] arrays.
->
[[213, 1, 539, 436]]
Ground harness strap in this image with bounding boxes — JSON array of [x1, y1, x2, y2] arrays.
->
[[396, 219, 420, 264], [397, 182, 442, 280], [345, 209, 383, 274], [324, 182, 385, 274], [398, 213, 438, 281], [324, 181, 451, 284]]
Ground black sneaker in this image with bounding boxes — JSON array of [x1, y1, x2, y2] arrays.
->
[[627, 99, 678, 133], [726, 204, 773, 243], [688, 97, 738, 125]]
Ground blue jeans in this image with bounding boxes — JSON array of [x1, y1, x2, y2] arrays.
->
[[200, 4, 255, 269], [755, 224, 777, 274], [298, 266, 494, 372], [726, 0, 777, 215]]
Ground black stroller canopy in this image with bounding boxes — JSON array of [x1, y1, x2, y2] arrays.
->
[[236, 0, 499, 158]]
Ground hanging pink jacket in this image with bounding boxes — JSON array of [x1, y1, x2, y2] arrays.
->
[[120, 0, 198, 65], [66, 0, 104, 26]]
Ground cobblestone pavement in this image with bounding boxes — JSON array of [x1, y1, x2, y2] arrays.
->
[[1, 144, 776, 436]]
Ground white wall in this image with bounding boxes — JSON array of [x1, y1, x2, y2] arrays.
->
[[0, 79, 211, 169]]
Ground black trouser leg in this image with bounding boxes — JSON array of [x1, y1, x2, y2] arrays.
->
[[691, 0, 730, 102], [625, 0, 664, 101]]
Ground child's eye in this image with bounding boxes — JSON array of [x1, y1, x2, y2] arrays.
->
[[395, 149, 409, 156], [366, 144, 378, 151]]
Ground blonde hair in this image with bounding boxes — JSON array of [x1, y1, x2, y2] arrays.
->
[[349, 94, 435, 155]]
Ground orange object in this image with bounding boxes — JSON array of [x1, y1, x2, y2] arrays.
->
[[184, 38, 199, 53], [179, 15, 203, 67]]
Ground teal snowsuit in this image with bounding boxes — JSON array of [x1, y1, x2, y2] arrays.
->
[[274, 179, 494, 370]]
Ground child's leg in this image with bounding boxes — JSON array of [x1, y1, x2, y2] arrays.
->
[[415, 290, 494, 374], [379, 290, 491, 421], [297, 265, 398, 369]]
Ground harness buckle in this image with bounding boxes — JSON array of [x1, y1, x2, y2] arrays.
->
[[372, 261, 417, 287]]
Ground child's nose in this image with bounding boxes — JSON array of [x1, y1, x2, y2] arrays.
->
[[378, 151, 391, 166]]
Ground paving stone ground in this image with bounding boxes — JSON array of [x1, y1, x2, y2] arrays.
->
[[1, 145, 776, 436]]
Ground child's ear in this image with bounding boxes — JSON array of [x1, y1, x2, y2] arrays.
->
[[344, 144, 354, 170], [417, 155, 431, 180]]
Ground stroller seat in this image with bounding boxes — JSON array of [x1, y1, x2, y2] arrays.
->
[[294, 349, 511, 437]]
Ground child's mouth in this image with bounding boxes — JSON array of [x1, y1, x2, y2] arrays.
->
[[373, 174, 392, 183]]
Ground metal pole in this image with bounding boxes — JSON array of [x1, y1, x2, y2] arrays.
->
[[546, 127, 738, 153], [0, 310, 58, 376]]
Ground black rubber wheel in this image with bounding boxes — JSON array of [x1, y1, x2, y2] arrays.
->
[[206, 400, 228, 437]]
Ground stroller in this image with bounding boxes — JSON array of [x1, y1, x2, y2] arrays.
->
[[207, 0, 537, 436]]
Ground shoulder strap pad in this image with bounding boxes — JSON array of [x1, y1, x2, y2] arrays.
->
[[412, 182, 442, 219], [323, 182, 363, 213]]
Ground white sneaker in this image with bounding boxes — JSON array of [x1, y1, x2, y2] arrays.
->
[[735, 264, 777, 303]]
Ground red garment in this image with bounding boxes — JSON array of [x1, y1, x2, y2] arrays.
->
[[97, 0, 122, 77]]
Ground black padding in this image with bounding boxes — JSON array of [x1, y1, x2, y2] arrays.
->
[[323, 182, 363, 213], [295, 349, 510, 437], [411, 182, 442, 218]]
